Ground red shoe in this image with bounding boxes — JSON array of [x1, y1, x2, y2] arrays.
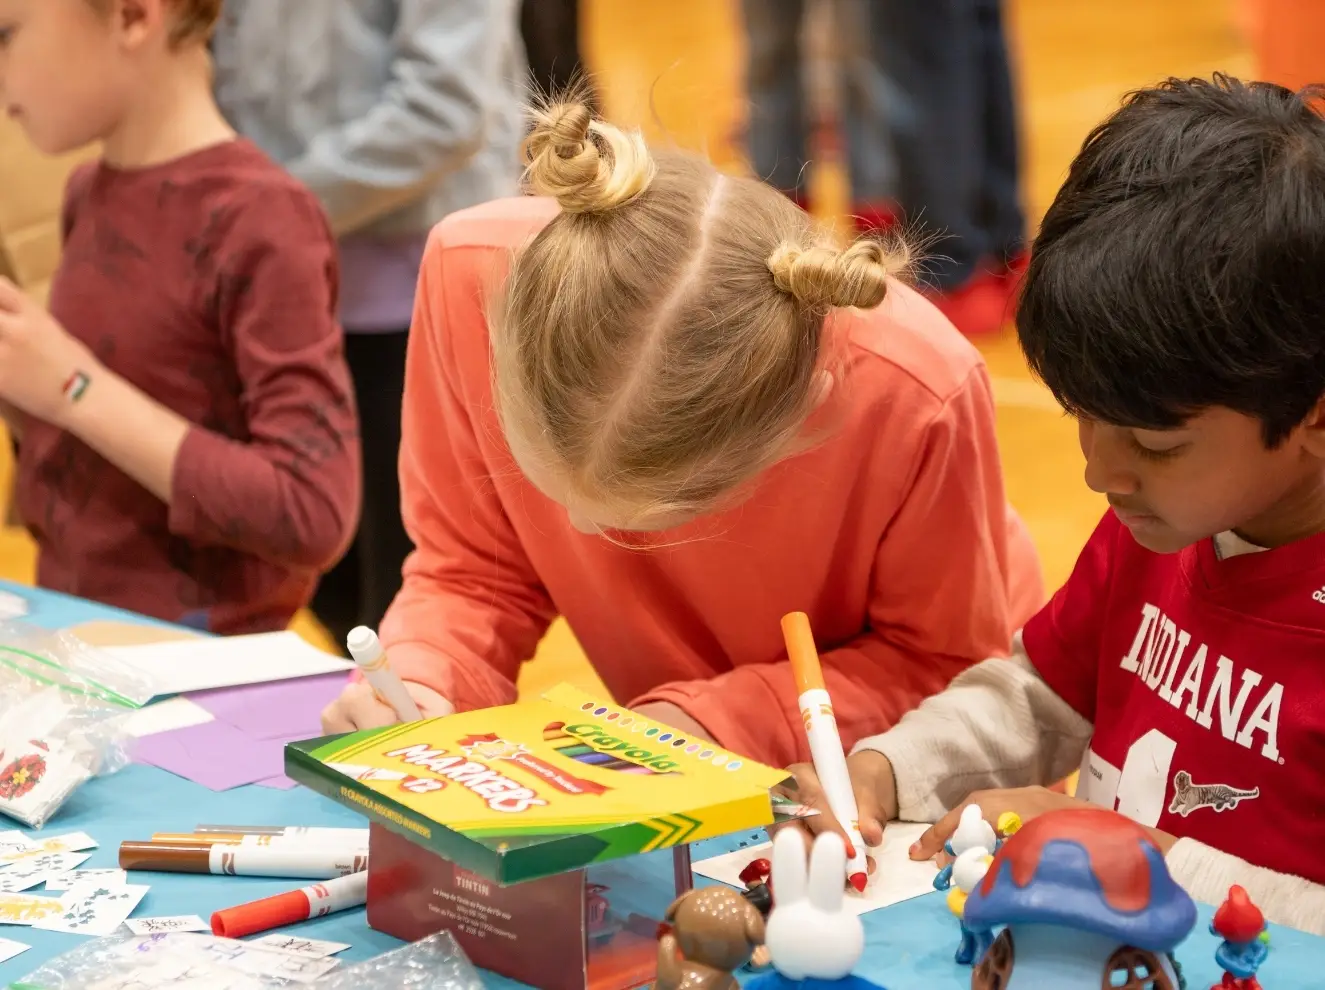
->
[[924, 269, 1015, 337]]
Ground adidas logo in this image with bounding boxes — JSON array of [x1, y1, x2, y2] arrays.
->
[[1314, 587, 1325, 604]]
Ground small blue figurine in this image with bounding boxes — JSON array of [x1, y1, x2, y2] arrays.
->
[[745, 829, 888, 990], [947, 847, 995, 965], [933, 807, 1020, 892], [1209, 885, 1270, 990]]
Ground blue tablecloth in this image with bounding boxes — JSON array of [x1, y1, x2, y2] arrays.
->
[[1, 580, 1320, 989]]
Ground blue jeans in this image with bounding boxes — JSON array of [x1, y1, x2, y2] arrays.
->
[[742, 0, 1025, 289]]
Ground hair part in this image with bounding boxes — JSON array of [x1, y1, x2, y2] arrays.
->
[[1017, 73, 1325, 447], [492, 93, 912, 526], [85, 0, 222, 47]]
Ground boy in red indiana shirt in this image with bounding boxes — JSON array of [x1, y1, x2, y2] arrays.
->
[[791, 76, 1325, 934], [0, 0, 360, 633]]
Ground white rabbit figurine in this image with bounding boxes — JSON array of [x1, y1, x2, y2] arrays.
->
[[745, 829, 888, 990]]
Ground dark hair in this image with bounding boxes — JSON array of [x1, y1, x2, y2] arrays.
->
[[1017, 74, 1325, 446]]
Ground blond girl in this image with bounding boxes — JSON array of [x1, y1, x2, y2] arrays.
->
[[322, 98, 1043, 766]]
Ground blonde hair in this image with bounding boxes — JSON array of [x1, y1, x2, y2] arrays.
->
[[491, 98, 911, 527], [85, 0, 222, 46]]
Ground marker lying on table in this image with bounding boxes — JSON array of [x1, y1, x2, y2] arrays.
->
[[194, 826, 368, 841], [152, 831, 369, 852], [211, 870, 369, 938], [120, 840, 367, 879], [781, 610, 870, 894], [347, 625, 422, 722]]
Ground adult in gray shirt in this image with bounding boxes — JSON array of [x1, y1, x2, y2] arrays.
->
[[212, 1, 525, 648]]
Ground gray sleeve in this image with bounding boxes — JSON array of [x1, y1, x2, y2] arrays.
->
[[850, 634, 1094, 821], [286, 0, 516, 235]]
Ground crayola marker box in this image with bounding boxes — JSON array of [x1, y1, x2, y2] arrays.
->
[[285, 684, 793, 990]]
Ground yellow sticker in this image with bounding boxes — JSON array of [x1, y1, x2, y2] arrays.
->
[[0, 893, 66, 924]]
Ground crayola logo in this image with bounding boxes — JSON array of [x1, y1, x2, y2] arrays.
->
[[564, 724, 681, 772]]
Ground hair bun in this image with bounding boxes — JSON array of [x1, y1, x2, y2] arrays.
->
[[523, 101, 657, 214], [767, 237, 906, 309]]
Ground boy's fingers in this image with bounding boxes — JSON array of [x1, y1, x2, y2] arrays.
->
[[912, 804, 964, 861], [854, 783, 886, 848]]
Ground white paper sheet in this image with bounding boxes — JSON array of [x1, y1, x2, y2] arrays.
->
[[99, 632, 352, 697], [692, 822, 939, 916], [123, 697, 216, 737]]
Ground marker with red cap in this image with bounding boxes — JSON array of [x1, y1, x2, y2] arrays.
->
[[781, 611, 870, 893], [210, 871, 368, 938]]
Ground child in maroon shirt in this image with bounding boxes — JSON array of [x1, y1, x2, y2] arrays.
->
[[0, 0, 360, 633]]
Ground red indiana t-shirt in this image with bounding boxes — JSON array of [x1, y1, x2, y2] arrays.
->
[[1023, 512, 1325, 883]]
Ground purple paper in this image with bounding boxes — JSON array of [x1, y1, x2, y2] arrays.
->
[[254, 774, 300, 790], [133, 720, 286, 791], [187, 672, 349, 740]]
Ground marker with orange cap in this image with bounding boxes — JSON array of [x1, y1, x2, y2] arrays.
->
[[781, 610, 870, 893], [210, 871, 368, 939]]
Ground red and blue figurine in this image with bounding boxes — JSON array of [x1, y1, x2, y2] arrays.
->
[[1209, 885, 1270, 990]]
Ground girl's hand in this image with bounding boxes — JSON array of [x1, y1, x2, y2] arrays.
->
[[778, 750, 896, 853], [630, 702, 715, 742], [321, 680, 454, 733], [0, 277, 98, 425]]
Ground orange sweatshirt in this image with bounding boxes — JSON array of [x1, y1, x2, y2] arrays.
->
[[381, 197, 1044, 767]]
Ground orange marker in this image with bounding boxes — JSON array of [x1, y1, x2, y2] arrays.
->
[[211, 871, 368, 938], [782, 611, 869, 893]]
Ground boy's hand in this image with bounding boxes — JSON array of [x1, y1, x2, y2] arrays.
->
[[0, 277, 98, 425], [911, 787, 1091, 861], [321, 680, 454, 733], [780, 750, 897, 852]]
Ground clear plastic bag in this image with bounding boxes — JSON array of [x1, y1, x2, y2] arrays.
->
[[0, 622, 154, 828], [11, 931, 485, 990]]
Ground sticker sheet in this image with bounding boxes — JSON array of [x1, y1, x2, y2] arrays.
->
[[0, 891, 69, 925], [0, 851, 91, 893], [34, 881, 151, 936]]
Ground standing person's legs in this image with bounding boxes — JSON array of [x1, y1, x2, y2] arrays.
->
[[312, 331, 414, 651], [835, 0, 901, 232], [742, 0, 811, 205], [870, 0, 986, 291], [975, 0, 1026, 269], [521, 0, 590, 100]]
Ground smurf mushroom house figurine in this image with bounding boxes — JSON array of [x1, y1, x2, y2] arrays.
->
[[960, 807, 1198, 990]]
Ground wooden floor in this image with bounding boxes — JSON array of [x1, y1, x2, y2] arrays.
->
[[0, 0, 1252, 697]]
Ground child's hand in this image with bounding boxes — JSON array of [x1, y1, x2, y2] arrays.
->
[[780, 750, 897, 852], [910, 787, 1091, 862], [321, 679, 454, 733], [0, 277, 98, 425], [629, 702, 714, 743]]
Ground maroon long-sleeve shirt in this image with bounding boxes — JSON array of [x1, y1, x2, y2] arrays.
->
[[14, 140, 361, 633]]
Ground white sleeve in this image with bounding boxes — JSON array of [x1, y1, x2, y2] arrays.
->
[[850, 633, 1093, 821], [1167, 839, 1325, 936]]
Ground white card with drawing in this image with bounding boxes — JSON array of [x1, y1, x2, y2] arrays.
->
[[124, 914, 211, 935], [250, 934, 351, 957], [691, 821, 938, 916]]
